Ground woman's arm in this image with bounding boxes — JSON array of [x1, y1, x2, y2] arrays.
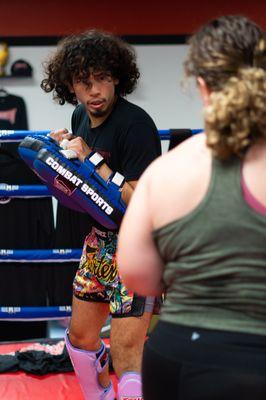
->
[[117, 170, 165, 296]]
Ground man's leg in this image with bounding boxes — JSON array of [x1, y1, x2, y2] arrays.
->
[[111, 310, 152, 399], [66, 295, 114, 398], [110, 311, 152, 376]]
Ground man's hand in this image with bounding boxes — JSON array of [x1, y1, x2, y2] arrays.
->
[[49, 130, 92, 162], [48, 128, 74, 144], [64, 136, 93, 162]]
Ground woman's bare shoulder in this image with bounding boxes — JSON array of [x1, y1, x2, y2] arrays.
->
[[145, 133, 208, 178]]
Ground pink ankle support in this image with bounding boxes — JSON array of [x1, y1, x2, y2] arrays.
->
[[65, 330, 115, 400], [117, 372, 143, 400]]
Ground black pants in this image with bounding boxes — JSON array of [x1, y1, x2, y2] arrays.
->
[[142, 321, 266, 400]]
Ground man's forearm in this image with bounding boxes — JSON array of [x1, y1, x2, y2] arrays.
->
[[95, 162, 135, 205]]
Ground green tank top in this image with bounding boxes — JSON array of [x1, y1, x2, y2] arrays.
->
[[153, 157, 266, 336]]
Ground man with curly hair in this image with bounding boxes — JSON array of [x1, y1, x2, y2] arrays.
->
[[41, 29, 161, 400]]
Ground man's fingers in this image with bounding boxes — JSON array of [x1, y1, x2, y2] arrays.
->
[[48, 128, 73, 143], [62, 132, 74, 141]]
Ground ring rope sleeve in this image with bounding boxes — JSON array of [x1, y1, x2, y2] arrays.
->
[[0, 248, 82, 262], [0, 306, 72, 321], [0, 184, 51, 198]]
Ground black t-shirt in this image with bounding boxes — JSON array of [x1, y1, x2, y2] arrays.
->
[[71, 96, 161, 181]]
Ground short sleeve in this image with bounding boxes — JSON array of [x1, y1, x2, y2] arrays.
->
[[120, 122, 161, 181]]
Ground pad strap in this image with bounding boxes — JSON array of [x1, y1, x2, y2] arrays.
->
[[109, 171, 125, 189], [87, 151, 105, 168]]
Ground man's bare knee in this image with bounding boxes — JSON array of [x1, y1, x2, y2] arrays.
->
[[68, 327, 100, 350], [69, 296, 110, 350]]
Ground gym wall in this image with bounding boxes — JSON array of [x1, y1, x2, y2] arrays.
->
[[0, 44, 202, 137], [0, 0, 264, 148]]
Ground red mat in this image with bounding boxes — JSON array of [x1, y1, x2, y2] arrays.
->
[[0, 341, 118, 400]]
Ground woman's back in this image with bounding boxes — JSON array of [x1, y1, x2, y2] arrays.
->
[[150, 135, 266, 335], [149, 133, 266, 231]]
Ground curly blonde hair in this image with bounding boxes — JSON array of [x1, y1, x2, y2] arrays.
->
[[205, 66, 266, 159], [184, 16, 266, 159]]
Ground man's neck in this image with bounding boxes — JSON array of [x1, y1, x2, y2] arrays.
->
[[90, 114, 108, 128]]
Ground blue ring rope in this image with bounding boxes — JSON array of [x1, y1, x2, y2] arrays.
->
[[158, 129, 203, 140], [0, 184, 51, 198], [0, 248, 82, 262], [0, 130, 50, 142], [0, 306, 72, 321], [0, 129, 203, 142], [0, 129, 204, 199]]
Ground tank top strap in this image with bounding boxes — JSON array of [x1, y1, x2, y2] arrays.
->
[[210, 156, 242, 206]]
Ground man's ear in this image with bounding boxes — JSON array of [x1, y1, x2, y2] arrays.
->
[[197, 76, 211, 106], [113, 78, 119, 86]]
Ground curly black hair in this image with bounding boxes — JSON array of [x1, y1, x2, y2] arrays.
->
[[40, 29, 140, 105]]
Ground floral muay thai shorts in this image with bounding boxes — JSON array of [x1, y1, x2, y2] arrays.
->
[[73, 226, 161, 317]]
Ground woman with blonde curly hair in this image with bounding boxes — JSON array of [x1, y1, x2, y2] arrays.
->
[[118, 15, 266, 400]]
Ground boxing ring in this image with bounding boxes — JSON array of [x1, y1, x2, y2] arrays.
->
[[0, 128, 202, 399]]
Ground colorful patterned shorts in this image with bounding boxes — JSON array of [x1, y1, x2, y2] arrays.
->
[[73, 226, 161, 317]]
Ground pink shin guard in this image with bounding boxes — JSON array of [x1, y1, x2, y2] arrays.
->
[[117, 372, 143, 400], [65, 330, 115, 400]]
